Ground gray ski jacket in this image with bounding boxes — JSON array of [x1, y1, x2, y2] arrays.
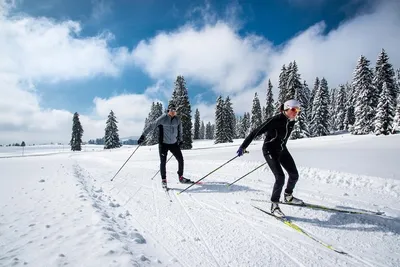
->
[[142, 113, 183, 144]]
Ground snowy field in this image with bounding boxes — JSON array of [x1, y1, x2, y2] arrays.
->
[[1, 134, 400, 267], [0, 145, 105, 158]]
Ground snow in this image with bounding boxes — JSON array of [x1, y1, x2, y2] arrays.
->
[[1, 133, 400, 267]]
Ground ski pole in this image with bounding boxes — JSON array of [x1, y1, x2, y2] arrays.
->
[[227, 162, 267, 187], [110, 145, 141, 181], [150, 155, 173, 180], [177, 155, 240, 195]]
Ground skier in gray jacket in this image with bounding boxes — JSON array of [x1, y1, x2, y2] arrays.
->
[[137, 103, 194, 188]]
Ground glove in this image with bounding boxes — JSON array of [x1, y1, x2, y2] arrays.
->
[[137, 135, 145, 145], [237, 147, 245, 157]]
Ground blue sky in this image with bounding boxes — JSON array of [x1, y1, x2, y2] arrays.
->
[[1, 0, 400, 143], [12, 0, 372, 112]]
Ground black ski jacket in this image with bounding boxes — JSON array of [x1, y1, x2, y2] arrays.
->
[[240, 112, 295, 154]]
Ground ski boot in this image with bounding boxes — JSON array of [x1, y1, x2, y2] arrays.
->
[[161, 179, 168, 189], [179, 176, 194, 184], [284, 193, 304, 205], [271, 202, 285, 218]]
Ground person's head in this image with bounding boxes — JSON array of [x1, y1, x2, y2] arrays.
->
[[167, 103, 177, 117], [281, 99, 301, 120]]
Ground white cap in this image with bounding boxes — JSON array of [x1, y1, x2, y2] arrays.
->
[[283, 99, 300, 110]]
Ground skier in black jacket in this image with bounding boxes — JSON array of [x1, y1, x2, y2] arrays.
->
[[237, 99, 303, 217]]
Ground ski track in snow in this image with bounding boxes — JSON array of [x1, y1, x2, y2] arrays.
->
[[75, 150, 399, 267], [2, 136, 400, 267]]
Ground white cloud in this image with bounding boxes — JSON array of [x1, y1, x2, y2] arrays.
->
[[132, 22, 272, 94], [0, 3, 137, 144], [132, 0, 400, 115]]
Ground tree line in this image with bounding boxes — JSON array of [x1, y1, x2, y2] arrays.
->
[[70, 48, 400, 150]]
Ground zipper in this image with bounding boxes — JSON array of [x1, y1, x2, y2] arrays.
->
[[281, 120, 289, 150]]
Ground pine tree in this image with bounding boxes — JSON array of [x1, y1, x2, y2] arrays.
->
[[240, 112, 251, 138], [144, 102, 163, 145], [310, 78, 330, 136], [223, 96, 235, 142], [265, 79, 275, 120], [309, 77, 320, 122], [251, 93, 262, 132], [194, 108, 201, 140], [344, 83, 355, 131], [352, 55, 375, 135], [214, 96, 225, 144], [329, 88, 337, 132], [396, 68, 400, 98], [235, 116, 242, 138], [104, 110, 121, 149], [302, 80, 311, 123], [374, 82, 395, 135], [199, 121, 205, 139], [278, 65, 288, 105], [70, 112, 83, 151], [291, 82, 310, 139], [335, 85, 347, 131], [393, 95, 400, 133], [170, 75, 193, 149], [286, 61, 302, 101], [374, 49, 396, 107], [205, 122, 213, 139]]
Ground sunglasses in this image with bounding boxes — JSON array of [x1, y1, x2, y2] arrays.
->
[[288, 107, 301, 113]]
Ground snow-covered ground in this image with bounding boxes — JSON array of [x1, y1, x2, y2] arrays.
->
[[1, 134, 400, 266]]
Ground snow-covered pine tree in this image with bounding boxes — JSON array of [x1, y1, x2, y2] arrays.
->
[[310, 77, 330, 136], [200, 121, 205, 139], [235, 116, 242, 138], [278, 65, 288, 106], [374, 82, 395, 135], [329, 88, 337, 132], [170, 75, 193, 149], [146, 102, 163, 145], [205, 122, 213, 139], [352, 55, 375, 135], [251, 93, 263, 139], [104, 110, 121, 149], [302, 80, 311, 122], [240, 112, 251, 138], [214, 96, 225, 144], [286, 61, 302, 101], [194, 108, 201, 140], [309, 77, 319, 122], [393, 95, 400, 133], [374, 49, 396, 107], [70, 112, 83, 151], [291, 82, 309, 139], [221, 96, 235, 142], [335, 85, 347, 131], [396, 68, 400, 97], [265, 79, 275, 120], [343, 82, 355, 131]]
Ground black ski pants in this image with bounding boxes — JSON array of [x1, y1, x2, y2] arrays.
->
[[159, 143, 184, 179], [263, 146, 299, 202]]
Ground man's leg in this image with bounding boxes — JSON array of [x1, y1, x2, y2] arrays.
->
[[169, 143, 184, 177], [280, 149, 299, 195], [158, 144, 169, 180]]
